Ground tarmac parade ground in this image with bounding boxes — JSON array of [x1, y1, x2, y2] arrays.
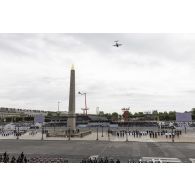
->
[[1, 139, 195, 162]]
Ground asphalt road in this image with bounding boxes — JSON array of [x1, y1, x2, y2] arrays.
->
[[0, 140, 195, 162]]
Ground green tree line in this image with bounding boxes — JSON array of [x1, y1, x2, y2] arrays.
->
[[104, 109, 195, 121]]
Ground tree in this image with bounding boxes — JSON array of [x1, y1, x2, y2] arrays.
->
[[152, 110, 159, 121], [47, 112, 57, 117], [163, 112, 169, 121], [111, 112, 118, 121], [138, 112, 144, 117], [24, 116, 34, 121], [133, 112, 139, 117], [192, 108, 195, 114], [104, 113, 112, 120], [152, 110, 158, 115], [133, 112, 144, 118], [47, 112, 53, 117], [159, 112, 165, 121], [15, 117, 23, 122], [168, 111, 176, 121]]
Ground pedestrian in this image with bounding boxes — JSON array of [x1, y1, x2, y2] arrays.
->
[[99, 158, 104, 163], [17, 156, 21, 163], [11, 156, 16, 163], [21, 152, 24, 160], [24, 156, 28, 163], [110, 159, 114, 163], [94, 158, 97, 163], [3, 152, 7, 159], [3, 152, 8, 163]]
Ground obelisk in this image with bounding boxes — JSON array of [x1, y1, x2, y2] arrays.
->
[[67, 65, 76, 133]]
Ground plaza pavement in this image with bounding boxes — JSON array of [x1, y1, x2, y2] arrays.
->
[[1, 127, 195, 162], [1, 131, 195, 143]]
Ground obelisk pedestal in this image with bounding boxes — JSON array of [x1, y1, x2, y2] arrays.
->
[[67, 65, 76, 134]]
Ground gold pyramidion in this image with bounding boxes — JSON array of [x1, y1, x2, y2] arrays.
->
[[71, 64, 74, 70]]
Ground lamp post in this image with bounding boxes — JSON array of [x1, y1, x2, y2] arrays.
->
[[108, 126, 110, 141], [184, 124, 187, 134], [3, 118, 6, 132], [0, 116, 2, 131], [96, 125, 99, 140], [126, 130, 128, 142], [17, 125, 19, 140], [57, 101, 61, 113], [14, 125, 16, 138], [68, 128, 71, 141], [78, 91, 89, 115], [53, 122, 56, 132], [171, 126, 174, 143], [41, 125, 44, 141]]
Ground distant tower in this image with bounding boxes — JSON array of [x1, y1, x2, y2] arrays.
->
[[96, 107, 100, 115], [67, 65, 76, 132], [121, 107, 130, 122]]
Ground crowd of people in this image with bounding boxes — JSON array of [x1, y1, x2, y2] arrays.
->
[[0, 130, 36, 137], [81, 157, 120, 163], [0, 152, 69, 163], [110, 129, 182, 139], [0, 152, 185, 163], [29, 157, 68, 163], [0, 152, 28, 163], [0, 130, 14, 136], [1, 153, 122, 163], [118, 122, 158, 127], [29, 130, 38, 136], [175, 122, 195, 127]]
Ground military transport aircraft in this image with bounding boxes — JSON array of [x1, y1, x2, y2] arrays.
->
[[113, 40, 122, 47]]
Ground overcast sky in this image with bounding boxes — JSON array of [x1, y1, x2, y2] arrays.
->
[[0, 33, 194, 114]]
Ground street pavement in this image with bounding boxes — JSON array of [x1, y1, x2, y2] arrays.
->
[[0, 139, 195, 162]]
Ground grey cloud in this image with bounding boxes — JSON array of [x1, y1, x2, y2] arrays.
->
[[0, 84, 67, 101], [0, 34, 42, 57], [70, 33, 195, 65], [1, 33, 195, 67], [184, 90, 195, 94], [109, 91, 172, 99]]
